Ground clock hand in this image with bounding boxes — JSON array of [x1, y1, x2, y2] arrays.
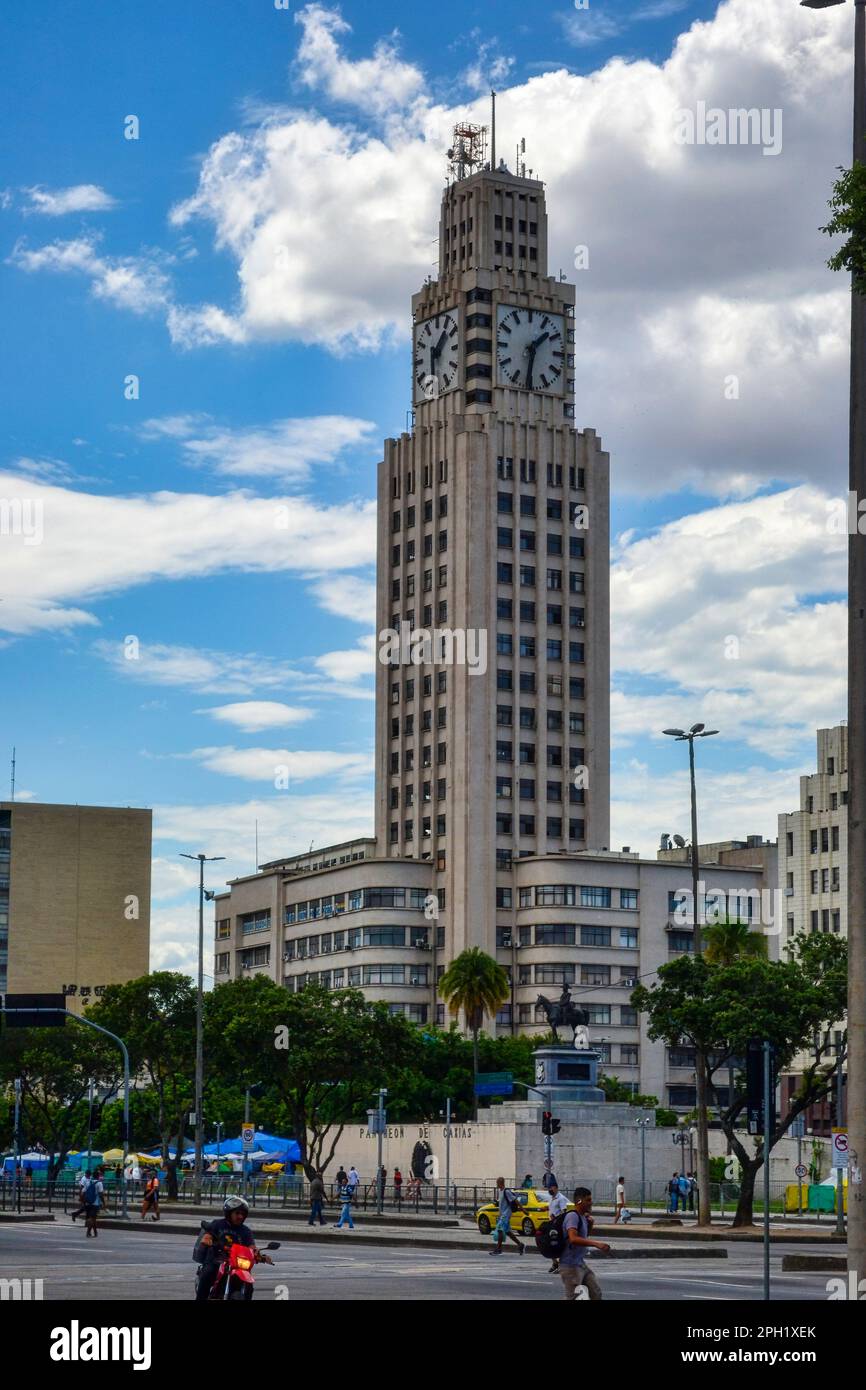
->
[[430, 330, 448, 368]]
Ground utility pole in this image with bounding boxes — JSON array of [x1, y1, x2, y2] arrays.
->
[[663, 724, 718, 1226], [180, 851, 225, 1206], [800, 0, 866, 1302]]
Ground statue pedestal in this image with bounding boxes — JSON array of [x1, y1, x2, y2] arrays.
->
[[529, 1046, 605, 1105]]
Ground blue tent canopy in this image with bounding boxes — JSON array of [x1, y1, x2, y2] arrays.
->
[[201, 1132, 301, 1163]]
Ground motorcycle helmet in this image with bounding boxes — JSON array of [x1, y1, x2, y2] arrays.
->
[[224, 1196, 249, 1220]]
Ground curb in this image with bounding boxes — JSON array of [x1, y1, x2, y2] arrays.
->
[[781, 1254, 846, 1272], [0, 1212, 55, 1223], [93, 1218, 727, 1257]]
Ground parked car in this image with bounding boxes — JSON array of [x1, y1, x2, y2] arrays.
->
[[475, 1189, 572, 1237]]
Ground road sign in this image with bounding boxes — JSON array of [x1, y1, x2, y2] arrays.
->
[[795, 1163, 808, 1179], [832, 1129, 849, 1169], [2, 993, 67, 1028], [241, 1124, 255, 1152], [543, 1158, 553, 1171], [474, 1070, 513, 1096]]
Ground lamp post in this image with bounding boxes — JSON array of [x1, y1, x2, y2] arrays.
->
[[662, 724, 718, 1226], [634, 1115, 651, 1213], [180, 852, 225, 1205], [800, 0, 866, 1297]]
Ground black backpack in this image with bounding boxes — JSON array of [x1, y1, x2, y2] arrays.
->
[[535, 1209, 570, 1260]]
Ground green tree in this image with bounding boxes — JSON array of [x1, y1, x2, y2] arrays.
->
[[821, 162, 866, 293], [204, 976, 422, 1178], [703, 918, 767, 966], [632, 934, 847, 1226], [0, 1021, 117, 1178], [87, 972, 196, 1199], [438, 948, 510, 1111]]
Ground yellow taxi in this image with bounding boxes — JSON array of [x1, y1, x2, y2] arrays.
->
[[475, 1188, 571, 1237]]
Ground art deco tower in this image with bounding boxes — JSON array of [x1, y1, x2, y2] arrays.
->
[[374, 123, 612, 989]]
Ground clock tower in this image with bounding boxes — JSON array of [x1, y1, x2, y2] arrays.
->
[[375, 123, 611, 1001]]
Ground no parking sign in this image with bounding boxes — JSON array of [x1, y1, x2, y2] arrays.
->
[[832, 1128, 849, 1170], [242, 1124, 255, 1152]]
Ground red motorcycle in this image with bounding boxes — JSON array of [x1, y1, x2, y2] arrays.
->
[[195, 1221, 280, 1301]]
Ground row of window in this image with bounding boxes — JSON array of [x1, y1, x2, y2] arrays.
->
[[497, 708, 585, 732], [499, 923, 639, 948], [389, 780, 447, 807], [496, 779, 584, 804], [285, 966, 429, 990], [285, 887, 444, 923], [497, 601, 585, 628], [809, 867, 841, 893], [497, 563, 584, 593], [389, 745, 446, 773], [497, 814, 585, 837], [496, 495, 582, 521], [515, 885, 638, 909], [391, 565, 449, 594], [389, 818, 446, 842], [391, 460, 448, 498], [497, 647, 584, 678], [285, 926, 430, 958], [391, 673, 448, 702], [496, 528, 584, 559], [495, 743, 584, 766], [391, 709, 447, 737], [495, 458, 584, 490], [512, 964, 637, 996]]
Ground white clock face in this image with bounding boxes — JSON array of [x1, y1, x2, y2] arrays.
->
[[414, 310, 460, 403], [496, 306, 566, 394]]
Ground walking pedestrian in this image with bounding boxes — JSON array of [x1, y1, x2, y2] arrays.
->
[[347, 1165, 360, 1196], [83, 1168, 104, 1238], [70, 1168, 91, 1223], [687, 1171, 697, 1213], [334, 1178, 355, 1230], [308, 1171, 327, 1226], [668, 1172, 680, 1213], [393, 1167, 403, 1204], [141, 1171, 160, 1221], [614, 1175, 626, 1224], [559, 1187, 610, 1300], [489, 1176, 525, 1256], [545, 1180, 569, 1274], [677, 1171, 691, 1213]]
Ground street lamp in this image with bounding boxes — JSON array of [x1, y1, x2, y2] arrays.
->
[[180, 852, 225, 1204], [634, 1115, 651, 1213], [799, 0, 866, 1292], [662, 724, 718, 1227]]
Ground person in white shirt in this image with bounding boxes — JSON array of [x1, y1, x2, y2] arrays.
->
[[614, 1175, 626, 1224], [348, 1166, 360, 1194], [546, 1181, 569, 1273]]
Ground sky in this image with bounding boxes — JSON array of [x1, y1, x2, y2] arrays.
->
[[0, 0, 854, 975]]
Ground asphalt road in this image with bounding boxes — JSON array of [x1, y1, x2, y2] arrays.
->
[[0, 1221, 841, 1301]]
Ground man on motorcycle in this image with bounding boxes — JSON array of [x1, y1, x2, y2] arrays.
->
[[194, 1196, 274, 1301]]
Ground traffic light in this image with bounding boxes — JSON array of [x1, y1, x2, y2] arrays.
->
[[542, 1111, 552, 1135]]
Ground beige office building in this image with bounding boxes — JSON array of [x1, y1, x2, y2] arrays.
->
[[0, 801, 151, 1014]]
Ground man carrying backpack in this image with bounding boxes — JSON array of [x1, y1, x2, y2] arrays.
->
[[559, 1187, 610, 1300], [545, 1180, 569, 1273], [83, 1169, 104, 1238], [489, 1176, 525, 1255]]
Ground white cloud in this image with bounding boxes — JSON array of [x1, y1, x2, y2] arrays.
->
[[294, 3, 424, 116], [0, 469, 375, 635], [8, 234, 169, 314], [94, 638, 373, 701], [22, 184, 118, 216], [139, 413, 376, 483], [197, 701, 316, 733], [307, 573, 376, 623], [313, 633, 375, 684], [611, 485, 848, 759], [187, 744, 373, 784]]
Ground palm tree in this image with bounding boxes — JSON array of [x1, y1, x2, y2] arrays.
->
[[438, 948, 510, 1113], [703, 917, 768, 966]]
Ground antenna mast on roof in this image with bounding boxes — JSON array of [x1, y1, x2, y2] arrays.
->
[[10, 747, 15, 802], [491, 90, 496, 169]]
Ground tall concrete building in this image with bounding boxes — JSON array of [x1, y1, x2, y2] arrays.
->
[[777, 726, 848, 1134], [373, 130, 611, 960], [778, 725, 848, 944], [0, 801, 152, 1015]]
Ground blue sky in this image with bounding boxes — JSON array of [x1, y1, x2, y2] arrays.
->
[[0, 0, 852, 971]]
